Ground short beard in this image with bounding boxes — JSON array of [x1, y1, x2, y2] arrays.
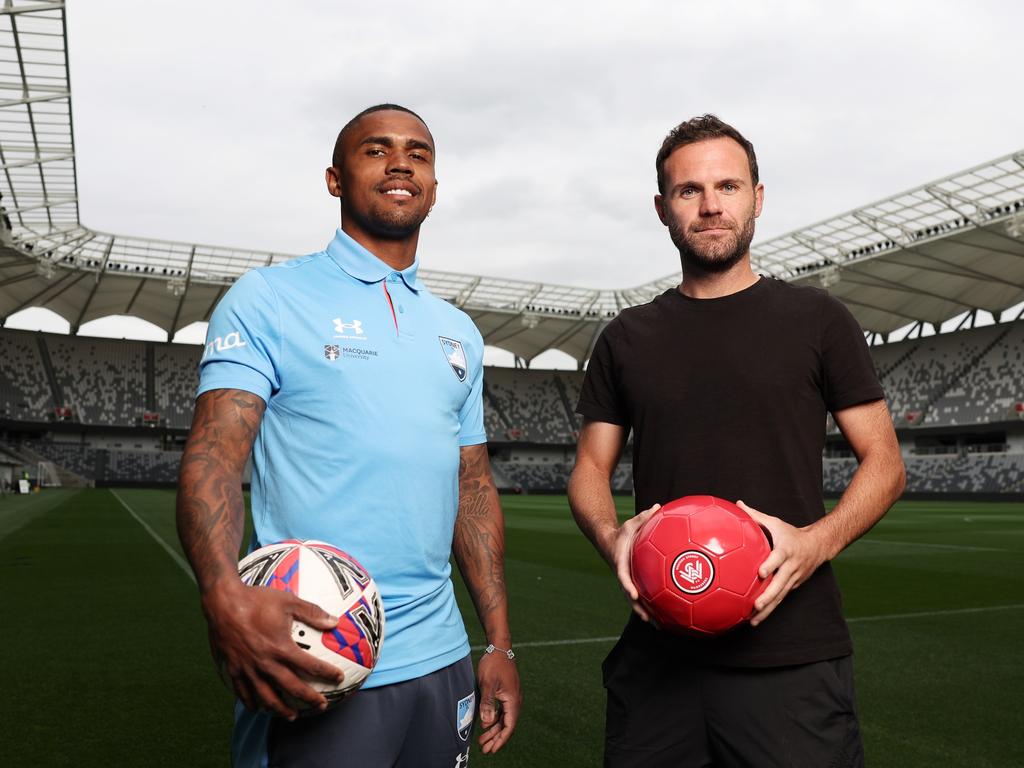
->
[[668, 206, 756, 275], [345, 201, 427, 241]]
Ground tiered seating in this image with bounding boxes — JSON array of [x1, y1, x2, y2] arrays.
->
[[0, 330, 52, 421], [25, 440, 182, 483], [558, 372, 585, 434], [879, 324, 1004, 426], [495, 460, 572, 493], [107, 448, 182, 483], [25, 441, 100, 479], [485, 368, 574, 443], [154, 344, 202, 429], [489, 457, 632, 494], [46, 336, 146, 426], [927, 322, 1024, 426], [824, 452, 1024, 495]]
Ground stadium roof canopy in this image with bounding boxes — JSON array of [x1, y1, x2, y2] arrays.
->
[[1, 2, 1023, 365]]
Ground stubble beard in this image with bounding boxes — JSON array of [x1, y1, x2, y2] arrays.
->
[[668, 205, 757, 275], [345, 198, 428, 241]]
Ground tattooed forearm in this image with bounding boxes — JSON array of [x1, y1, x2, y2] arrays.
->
[[176, 389, 265, 594], [453, 444, 512, 643]]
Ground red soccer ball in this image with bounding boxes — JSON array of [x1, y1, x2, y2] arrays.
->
[[630, 495, 773, 636]]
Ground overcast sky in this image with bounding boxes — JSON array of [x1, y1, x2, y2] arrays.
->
[[12, 0, 1024, 359]]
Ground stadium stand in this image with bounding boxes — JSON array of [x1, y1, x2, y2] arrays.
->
[[927, 321, 1024, 426], [483, 368, 581, 444], [1, 320, 1023, 493], [825, 452, 1024, 495], [154, 343, 202, 429], [46, 336, 147, 426], [0, 330, 53, 422]]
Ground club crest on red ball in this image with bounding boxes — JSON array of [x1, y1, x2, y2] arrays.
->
[[671, 550, 715, 594], [631, 495, 773, 636]]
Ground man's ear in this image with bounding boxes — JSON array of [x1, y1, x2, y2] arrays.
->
[[654, 194, 668, 226], [428, 179, 438, 212], [325, 166, 343, 199]]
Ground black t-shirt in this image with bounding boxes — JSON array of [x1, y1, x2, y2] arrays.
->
[[577, 277, 884, 667]]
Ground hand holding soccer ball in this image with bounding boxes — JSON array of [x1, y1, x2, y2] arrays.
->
[[203, 578, 343, 719], [629, 496, 773, 635], [209, 540, 386, 719]]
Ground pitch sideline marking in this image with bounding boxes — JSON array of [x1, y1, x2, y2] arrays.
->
[[470, 603, 1024, 651], [846, 603, 1024, 623], [855, 539, 1007, 553], [111, 488, 196, 584]]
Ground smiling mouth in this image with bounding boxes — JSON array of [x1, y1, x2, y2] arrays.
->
[[383, 189, 413, 197]]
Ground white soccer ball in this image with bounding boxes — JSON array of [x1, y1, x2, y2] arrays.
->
[[234, 539, 385, 711]]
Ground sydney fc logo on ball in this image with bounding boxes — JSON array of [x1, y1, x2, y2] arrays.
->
[[671, 551, 715, 594], [439, 337, 468, 381]]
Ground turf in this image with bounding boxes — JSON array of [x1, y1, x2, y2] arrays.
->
[[1, 490, 1021, 766]]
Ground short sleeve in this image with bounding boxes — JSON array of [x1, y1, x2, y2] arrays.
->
[[576, 321, 628, 425], [197, 270, 281, 403], [820, 294, 885, 413], [457, 326, 487, 446]]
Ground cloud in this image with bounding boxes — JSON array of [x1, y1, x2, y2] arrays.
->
[[68, 0, 1024, 294]]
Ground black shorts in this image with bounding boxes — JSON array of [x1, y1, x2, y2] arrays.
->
[[603, 633, 863, 768], [266, 655, 476, 768]]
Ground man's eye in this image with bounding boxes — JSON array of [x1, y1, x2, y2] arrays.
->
[[680, 188, 697, 198], [722, 184, 737, 193], [367, 148, 385, 157], [410, 153, 425, 162]]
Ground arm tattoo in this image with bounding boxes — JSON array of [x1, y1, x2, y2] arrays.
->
[[453, 444, 509, 630], [176, 389, 265, 593]]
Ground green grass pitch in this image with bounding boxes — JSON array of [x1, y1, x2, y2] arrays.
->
[[1, 489, 1022, 767]]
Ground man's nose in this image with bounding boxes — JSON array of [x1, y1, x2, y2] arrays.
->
[[387, 152, 414, 175], [700, 189, 722, 215]]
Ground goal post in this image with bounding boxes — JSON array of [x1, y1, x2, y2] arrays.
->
[[36, 461, 62, 488]]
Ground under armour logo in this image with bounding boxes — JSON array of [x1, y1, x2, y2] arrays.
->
[[333, 318, 364, 337]]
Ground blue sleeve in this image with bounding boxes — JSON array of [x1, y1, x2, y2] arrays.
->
[[457, 325, 487, 446], [196, 270, 281, 403]]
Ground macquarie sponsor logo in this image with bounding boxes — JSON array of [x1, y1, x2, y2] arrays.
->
[[671, 551, 715, 594], [324, 343, 378, 362], [333, 317, 366, 340], [202, 331, 247, 359]]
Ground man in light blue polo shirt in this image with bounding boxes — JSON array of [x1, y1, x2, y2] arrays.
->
[[177, 104, 521, 767]]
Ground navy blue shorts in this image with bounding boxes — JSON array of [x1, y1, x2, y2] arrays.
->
[[264, 655, 476, 768]]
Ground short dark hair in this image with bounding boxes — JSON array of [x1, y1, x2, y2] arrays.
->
[[655, 114, 759, 194], [331, 103, 432, 168]]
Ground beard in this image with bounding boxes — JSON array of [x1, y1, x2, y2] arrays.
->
[[667, 205, 756, 275], [345, 198, 429, 241]]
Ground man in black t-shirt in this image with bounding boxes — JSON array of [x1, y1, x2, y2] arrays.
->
[[568, 115, 905, 768]]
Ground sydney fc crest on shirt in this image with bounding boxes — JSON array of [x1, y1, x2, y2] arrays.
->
[[440, 337, 468, 381]]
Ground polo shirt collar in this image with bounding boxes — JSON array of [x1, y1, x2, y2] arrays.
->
[[326, 228, 422, 292]]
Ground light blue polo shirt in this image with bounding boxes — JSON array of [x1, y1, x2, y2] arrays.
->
[[197, 229, 484, 700]]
